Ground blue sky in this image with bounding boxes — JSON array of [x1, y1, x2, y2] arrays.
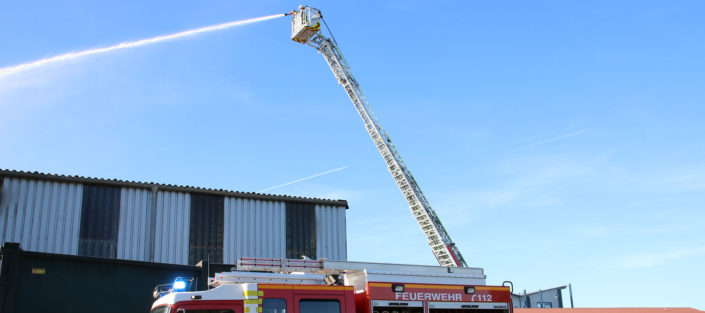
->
[[1, 0, 704, 309]]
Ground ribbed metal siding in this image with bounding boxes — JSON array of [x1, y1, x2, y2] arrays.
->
[[117, 187, 153, 261], [154, 191, 190, 264], [223, 198, 286, 263], [315, 204, 347, 261], [189, 194, 224, 265], [0, 177, 83, 254], [1, 174, 349, 265], [286, 202, 316, 259], [79, 184, 121, 258]]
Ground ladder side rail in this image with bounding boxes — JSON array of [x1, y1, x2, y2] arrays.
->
[[329, 46, 461, 266], [312, 35, 467, 267], [317, 38, 456, 266], [351, 90, 459, 251]]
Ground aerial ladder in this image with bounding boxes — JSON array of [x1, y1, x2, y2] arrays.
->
[[288, 6, 468, 267]]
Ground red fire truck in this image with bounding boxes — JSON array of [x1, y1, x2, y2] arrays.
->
[[150, 258, 512, 313], [153, 8, 514, 313]]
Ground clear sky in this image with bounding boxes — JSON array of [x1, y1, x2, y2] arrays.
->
[[1, 0, 704, 309]]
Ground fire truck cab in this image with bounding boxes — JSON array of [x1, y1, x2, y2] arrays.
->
[[151, 258, 512, 313]]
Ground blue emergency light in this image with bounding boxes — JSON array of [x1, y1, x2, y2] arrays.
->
[[173, 277, 187, 291]]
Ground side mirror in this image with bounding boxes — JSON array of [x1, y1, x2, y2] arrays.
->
[[153, 284, 172, 299]]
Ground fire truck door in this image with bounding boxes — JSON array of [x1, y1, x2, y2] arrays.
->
[[294, 294, 347, 313]]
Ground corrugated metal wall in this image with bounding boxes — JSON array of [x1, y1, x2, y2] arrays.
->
[[223, 198, 286, 263], [0, 173, 348, 265], [153, 190, 190, 264], [117, 187, 153, 261], [316, 204, 347, 261], [0, 178, 83, 255]]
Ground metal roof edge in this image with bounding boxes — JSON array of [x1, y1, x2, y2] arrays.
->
[[512, 285, 567, 296], [0, 169, 349, 208], [2, 242, 202, 270]]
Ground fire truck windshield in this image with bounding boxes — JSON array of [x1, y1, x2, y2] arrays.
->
[[300, 300, 341, 313], [150, 307, 168, 313]]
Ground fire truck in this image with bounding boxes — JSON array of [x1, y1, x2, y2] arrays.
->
[[150, 258, 512, 313], [151, 6, 513, 313]]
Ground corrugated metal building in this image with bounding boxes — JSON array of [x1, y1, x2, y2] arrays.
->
[[0, 169, 348, 265], [512, 286, 568, 308]]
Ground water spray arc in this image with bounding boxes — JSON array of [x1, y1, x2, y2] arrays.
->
[[0, 13, 286, 78]]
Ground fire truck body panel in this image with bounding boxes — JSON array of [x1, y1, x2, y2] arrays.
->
[[152, 282, 510, 313], [358, 282, 511, 313], [151, 260, 511, 313], [342, 268, 486, 289], [366, 283, 511, 303], [151, 284, 355, 313]]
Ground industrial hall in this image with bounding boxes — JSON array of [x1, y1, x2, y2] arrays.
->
[[0, 169, 349, 265]]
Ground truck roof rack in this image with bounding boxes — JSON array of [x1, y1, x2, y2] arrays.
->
[[236, 258, 485, 279]]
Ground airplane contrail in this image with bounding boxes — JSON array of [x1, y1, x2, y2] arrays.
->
[[258, 166, 348, 193], [0, 13, 286, 78], [519, 129, 589, 150]]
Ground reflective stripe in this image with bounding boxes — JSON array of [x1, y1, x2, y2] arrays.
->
[[258, 284, 292, 289], [242, 284, 261, 313], [370, 283, 505, 291], [422, 285, 464, 290], [291, 285, 353, 291], [476, 286, 510, 291]]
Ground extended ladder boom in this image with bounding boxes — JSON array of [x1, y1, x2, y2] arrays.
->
[[290, 6, 467, 267]]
